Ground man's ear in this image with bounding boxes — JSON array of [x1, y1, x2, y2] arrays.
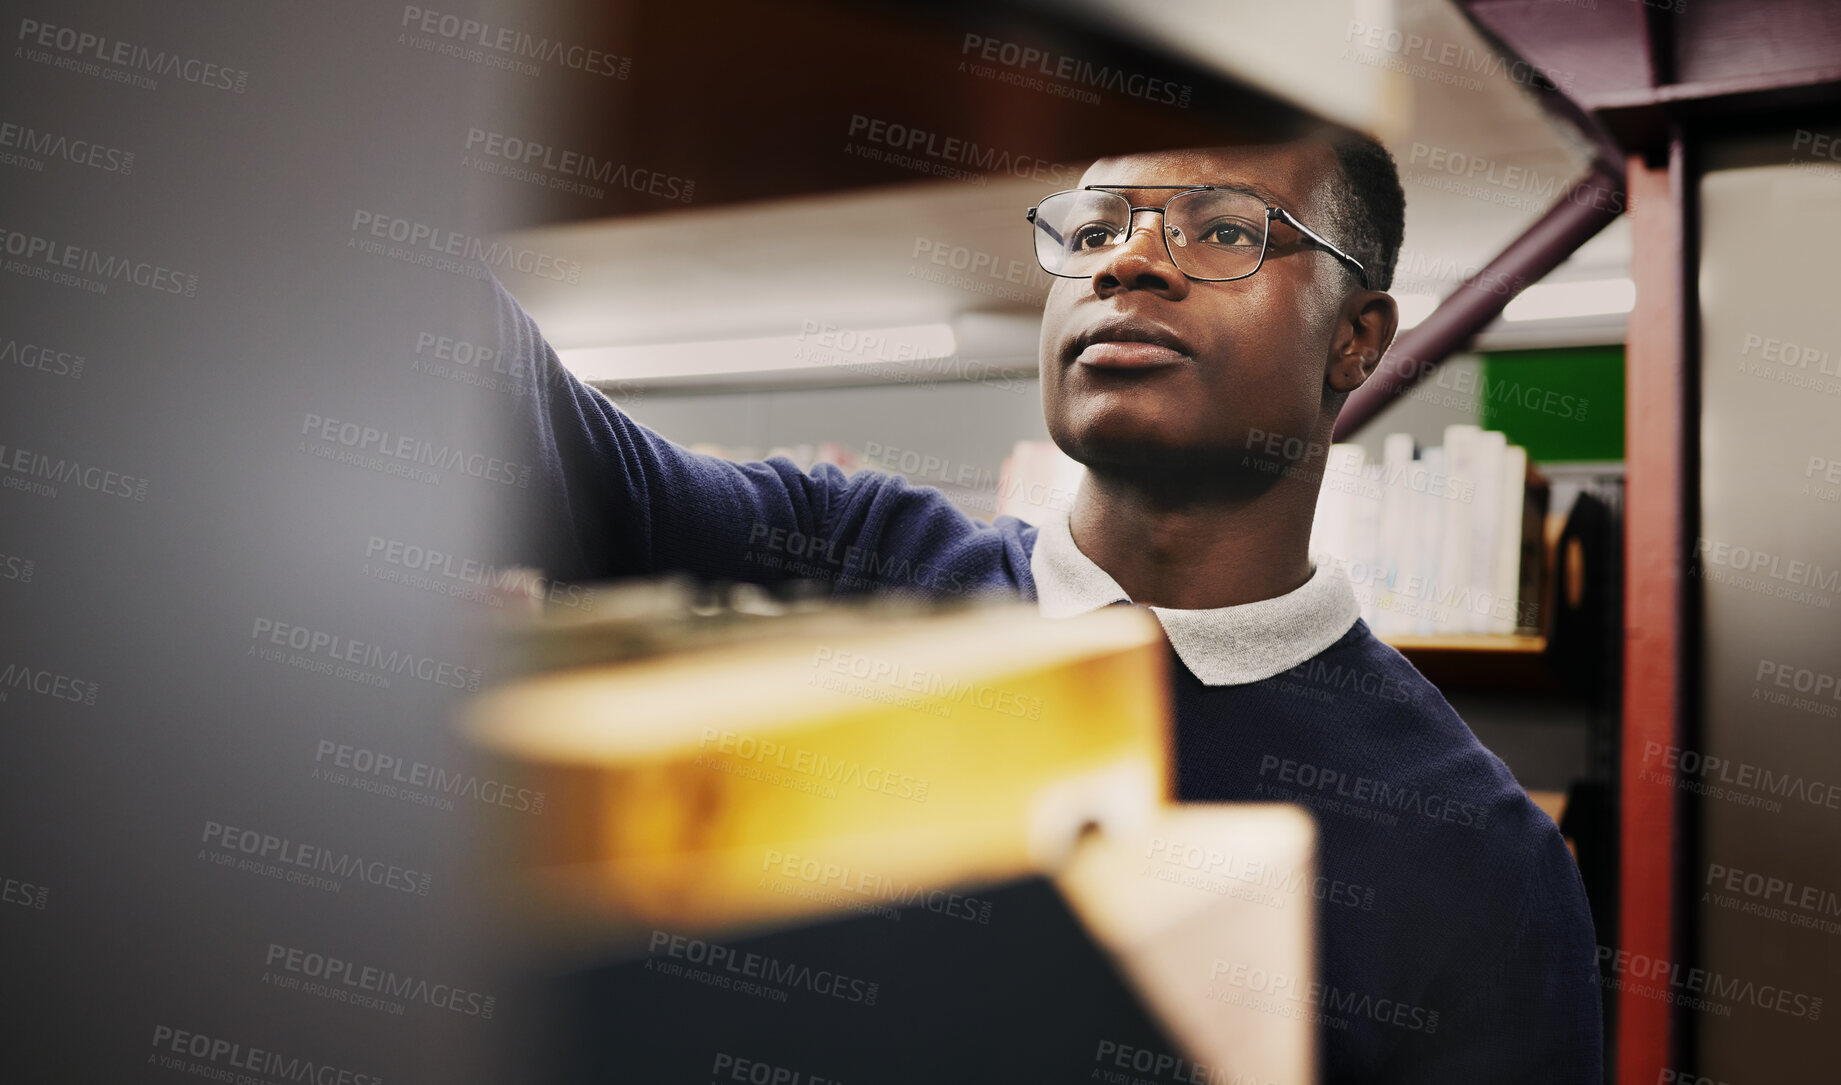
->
[[1325, 291, 1399, 395]]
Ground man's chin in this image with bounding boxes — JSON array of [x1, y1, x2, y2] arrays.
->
[[1056, 400, 1184, 451], [1060, 429, 1270, 483], [1048, 409, 1279, 496]]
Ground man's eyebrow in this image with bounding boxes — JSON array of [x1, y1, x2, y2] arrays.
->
[[1091, 180, 1296, 210]]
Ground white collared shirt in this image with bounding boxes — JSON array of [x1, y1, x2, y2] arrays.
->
[[1028, 512, 1362, 687]]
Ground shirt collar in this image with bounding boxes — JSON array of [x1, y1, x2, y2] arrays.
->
[[1029, 512, 1361, 686]]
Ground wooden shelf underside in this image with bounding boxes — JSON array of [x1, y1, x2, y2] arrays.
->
[[1381, 634, 1566, 696]]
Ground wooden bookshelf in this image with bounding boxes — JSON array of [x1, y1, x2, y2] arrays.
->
[[1381, 633, 1565, 695], [1382, 633, 1547, 654]]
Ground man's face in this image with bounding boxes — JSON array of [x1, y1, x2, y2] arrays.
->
[[1037, 142, 1358, 482]]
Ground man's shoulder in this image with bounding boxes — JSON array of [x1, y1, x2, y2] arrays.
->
[[1274, 620, 1487, 752], [1221, 623, 1600, 1078], [1309, 621, 1507, 761], [1282, 621, 1569, 874]]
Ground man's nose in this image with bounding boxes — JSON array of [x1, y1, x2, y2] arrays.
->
[[1091, 210, 1187, 297]]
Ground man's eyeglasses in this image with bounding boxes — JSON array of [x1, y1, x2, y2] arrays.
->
[[1026, 185, 1369, 289]]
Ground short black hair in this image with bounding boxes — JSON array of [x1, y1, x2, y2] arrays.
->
[[1320, 128, 1405, 293]]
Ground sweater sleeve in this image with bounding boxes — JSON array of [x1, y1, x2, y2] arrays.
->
[[488, 276, 1039, 596]]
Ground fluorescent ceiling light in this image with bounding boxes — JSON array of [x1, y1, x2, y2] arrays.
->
[[1392, 292, 1440, 330], [557, 323, 958, 382], [1503, 278, 1635, 322]]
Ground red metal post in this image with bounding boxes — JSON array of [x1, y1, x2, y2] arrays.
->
[[1617, 145, 1685, 1085]]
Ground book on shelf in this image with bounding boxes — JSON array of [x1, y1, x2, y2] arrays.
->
[[1310, 428, 1549, 638]]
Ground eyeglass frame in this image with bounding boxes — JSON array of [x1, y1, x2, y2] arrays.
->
[[1025, 184, 1369, 290]]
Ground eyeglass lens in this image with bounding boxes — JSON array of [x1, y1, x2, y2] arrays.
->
[[1030, 189, 1268, 281]]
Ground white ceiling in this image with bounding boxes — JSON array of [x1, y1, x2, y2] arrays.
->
[[492, 0, 1630, 380]]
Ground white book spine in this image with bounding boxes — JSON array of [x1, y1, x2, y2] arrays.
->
[[1435, 426, 1479, 634], [1409, 448, 1446, 636], [1492, 445, 1529, 634], [1312, 444, 1364, 582], [1373, 434, 1416, 636], [1466, 430, 1506, 634], [1346, 446, 1384, 623]]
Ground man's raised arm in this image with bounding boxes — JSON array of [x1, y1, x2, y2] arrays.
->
[[488, 277, 1038, 597]]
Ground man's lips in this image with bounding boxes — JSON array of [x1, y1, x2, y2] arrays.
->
[[1075, 342, 1187, 369], [1070, 316, 1193, 369]]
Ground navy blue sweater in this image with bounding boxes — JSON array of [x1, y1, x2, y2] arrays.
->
[[493, 282, 1603, 1083]]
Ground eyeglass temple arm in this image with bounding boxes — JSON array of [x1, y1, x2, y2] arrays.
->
[[1026, 207, 1068, 248], [1272, 207, 1369, 290]]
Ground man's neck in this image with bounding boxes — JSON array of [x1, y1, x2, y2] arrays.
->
[[1068, 469, 1318, 610]]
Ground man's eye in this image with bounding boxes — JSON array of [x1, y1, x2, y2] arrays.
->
[[1072, 223, 1120, 251], [1197, 220, 1259, 246]]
